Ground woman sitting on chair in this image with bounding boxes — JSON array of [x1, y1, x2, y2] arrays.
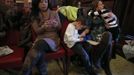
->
[[20, 0, 61, 75]]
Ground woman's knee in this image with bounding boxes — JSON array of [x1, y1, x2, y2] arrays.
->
[[33, 39, 48, 51]]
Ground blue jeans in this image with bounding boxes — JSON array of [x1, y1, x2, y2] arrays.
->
[[71, 42, 94, 74], [21, 40, 53, 75]]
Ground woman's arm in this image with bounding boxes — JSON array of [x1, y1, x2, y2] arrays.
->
[[52, 11, 61, 30]]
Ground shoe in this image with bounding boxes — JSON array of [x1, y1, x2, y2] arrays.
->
[[92, 65, 102, 73], [93, 60, 102, 69]]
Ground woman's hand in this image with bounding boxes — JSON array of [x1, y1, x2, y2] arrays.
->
[[41, 23, 48, 28]]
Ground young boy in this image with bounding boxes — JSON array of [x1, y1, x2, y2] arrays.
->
[[64, 18, 97, 75]]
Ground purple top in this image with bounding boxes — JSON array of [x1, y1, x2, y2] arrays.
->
[[43, 38, 57, 51]]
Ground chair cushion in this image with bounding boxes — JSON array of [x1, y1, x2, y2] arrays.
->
[[0, 46, 24, 69], [45, 47, 65, 60]]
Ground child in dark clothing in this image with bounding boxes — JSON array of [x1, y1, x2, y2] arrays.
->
[[88, 0, 120, 42], [88, 0, 119, 58]]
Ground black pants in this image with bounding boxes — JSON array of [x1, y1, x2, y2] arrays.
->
[[92, 31, 112, 68], [71, 42, 97, 74], [106, 27, 120, 42], [106, 27, 120, 58]]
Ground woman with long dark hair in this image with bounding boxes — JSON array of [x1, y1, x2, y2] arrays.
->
[[20, 0, 61, 75]]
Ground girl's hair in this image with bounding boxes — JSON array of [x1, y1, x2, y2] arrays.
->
[[31, 0, 41, 16], [92, 0, 101, 10], [31, 0, 52, 16]]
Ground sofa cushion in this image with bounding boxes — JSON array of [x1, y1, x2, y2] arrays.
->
[[45, 47, 65, 60]]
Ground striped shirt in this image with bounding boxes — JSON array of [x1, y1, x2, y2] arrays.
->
[[88, 9, 118, 28]]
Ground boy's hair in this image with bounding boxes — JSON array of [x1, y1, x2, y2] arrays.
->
[[76, 17, 85, 25]]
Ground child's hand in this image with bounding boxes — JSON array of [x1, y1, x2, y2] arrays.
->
[[105, 23, 110, 29], [79, 38, 84, 41], [80, 29, 89, 37], [108, 12, 113, 17], [84, 29, 89, 33], [80, 32, 86, 38]]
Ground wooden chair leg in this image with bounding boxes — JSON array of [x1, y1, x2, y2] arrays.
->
[[61, 57, 68, 75], [55, 57, 68, 75], [63, 57, 68, 75], [64, 54, 73, 75]]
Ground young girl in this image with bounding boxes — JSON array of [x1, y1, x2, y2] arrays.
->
[[88, 0, 120, 42], [88, 0, 120, 59], [20, 0, 61, 75]]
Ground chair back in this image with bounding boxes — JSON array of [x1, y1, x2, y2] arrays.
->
[[60, 20, 74, 56], [5, 30, 21, 46], [60, 20, 69, 41]]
